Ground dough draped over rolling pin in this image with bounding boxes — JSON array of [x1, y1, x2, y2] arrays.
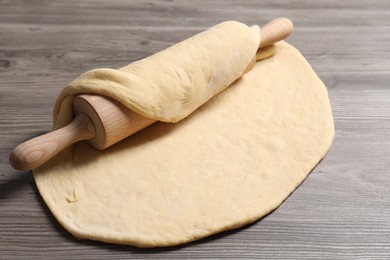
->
[[53, 21, 260, 129]]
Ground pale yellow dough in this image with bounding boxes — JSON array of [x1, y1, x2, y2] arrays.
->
[[34, 41, 334, 247], [52, 21, 260, 129]]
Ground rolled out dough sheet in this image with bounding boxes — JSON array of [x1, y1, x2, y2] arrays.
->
[[34, 41, 334, 248]]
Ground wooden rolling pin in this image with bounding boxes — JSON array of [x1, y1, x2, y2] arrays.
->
[[9, 18, 293, 171]]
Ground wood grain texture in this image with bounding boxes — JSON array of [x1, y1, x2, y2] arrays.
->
[[1, 0, 389, 259]]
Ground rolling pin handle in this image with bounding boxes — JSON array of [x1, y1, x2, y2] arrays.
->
[[259, 17, 294, 48], [9, 114, 96, 171]]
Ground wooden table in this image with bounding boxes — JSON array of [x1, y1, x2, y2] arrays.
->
[[1, 0, 389, 258]]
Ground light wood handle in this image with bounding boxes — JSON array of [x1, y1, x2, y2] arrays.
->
[[259, 17, 293, 48], [9, 114, 95, 171]]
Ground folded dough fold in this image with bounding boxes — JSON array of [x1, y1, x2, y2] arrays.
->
[[53, 21, 260, 129]]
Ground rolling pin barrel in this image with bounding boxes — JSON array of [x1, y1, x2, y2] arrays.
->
[[73, 94, 155, 150]]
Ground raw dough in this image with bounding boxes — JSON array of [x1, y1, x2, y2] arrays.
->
[[34, 41, 334, 247], [52, 21, 260, 129]]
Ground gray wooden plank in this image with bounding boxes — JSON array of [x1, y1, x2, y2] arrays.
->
[[1, 0, 389, 259]]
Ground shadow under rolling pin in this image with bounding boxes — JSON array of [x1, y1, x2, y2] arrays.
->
[[9, 17, 293, 171]]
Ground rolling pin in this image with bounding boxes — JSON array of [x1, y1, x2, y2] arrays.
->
[[9, 18, 293, 171]]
